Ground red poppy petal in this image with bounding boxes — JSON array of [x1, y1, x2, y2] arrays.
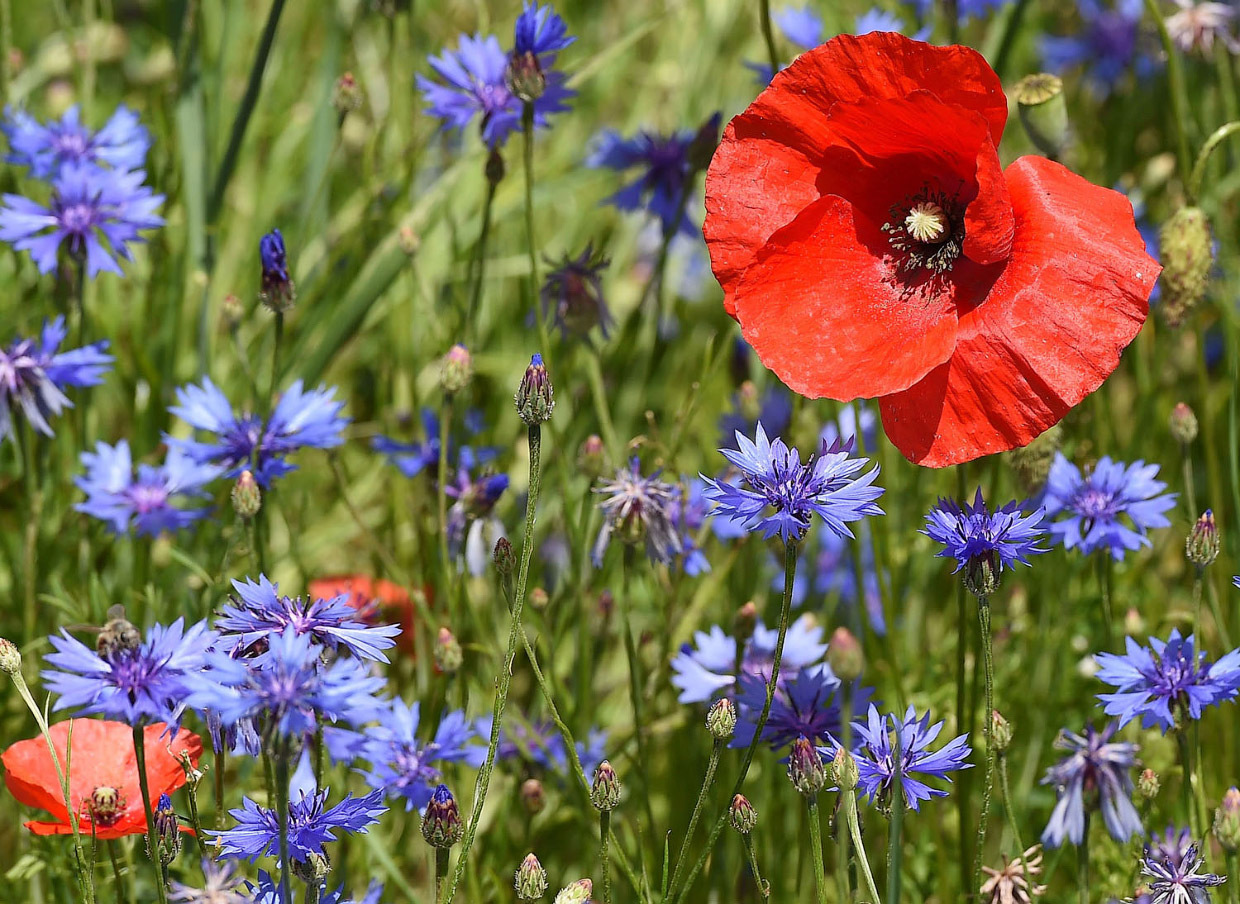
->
[[135, 725, 201, 802], [879, 156, 1158, 466], [705, 33, 1006, 310], [961, 142, 1014, 266], [734, 195, 959, 400]]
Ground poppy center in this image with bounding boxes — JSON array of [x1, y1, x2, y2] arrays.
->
[[82, 785, 126, 827], [881, 189, 964, 278], [903, 202, 948, 244]]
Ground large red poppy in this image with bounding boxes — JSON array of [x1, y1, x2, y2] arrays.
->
[[704, 32, 1159, 467], [1, 719, 201, 838], [309, 574, 419, 652]]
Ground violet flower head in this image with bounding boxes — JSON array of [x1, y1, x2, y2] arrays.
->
[[702, 423, 883, 545], [1141, 839, 1227, 904], [167, 377, 348, 487], [1094, 630, 1240, 732], [841, 704, 972, 811], [671, 616, 827, 704], [0, 162, 164, 277], [168, 858, 248, 904], [0, 316, 110, 441], [1040, 722, 1143, 847], [541, 243, 612, 339], [592, 458, 683, 566], [259, 228, 294, 312], [513, 2, 575, 57], [923, 489, 1047, 596], [466, 714, 607, 779], [1042, 453, 1177, 560], [74, 440, 221, 537], [352, 701, 476, 811], [1040, 0, 1150, 94], [42, 617, 216, 727], [732, 663, 869, 751], [3, 104, 150, 178]]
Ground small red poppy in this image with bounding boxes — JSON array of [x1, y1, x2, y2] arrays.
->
[[1, 719, 201, 838], [309, 574, 419, 652], [704, 33, 1159, 467]]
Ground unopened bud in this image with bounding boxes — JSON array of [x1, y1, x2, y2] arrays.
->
[[991, 710, 1012, 752], [1186, 510, 1220, 567], [788, 736, 826, 797], [830, 746, 859, 791], [259, 229, 295, 313], [737, 381, 761, 422], [154, 793, 180, 864], [826, 627, 863, 682], [421, 785, 463, 848], [231, 470, 261, 520], [515, 853, 549, 900], [1007, 424, 1062, 495], [590, 760, 621, 811], [505, 51, 545, 103], [434, 627, 463, 675], [221, 293, 244, 330], [1015, 73, 1069, 159], [706, 698, 737, 742], [515, 354, 555, 425], [1124, 607, 1146, 637], [577, 435, 607, 479], [729, 794, 758, 834], [734, 602, 758, 647], [291, 852, 331, 884], [963, 552, 1001, 598], [520, 778, 545, 815], [398, 226, 420, 256], [493, 537, 516, 576], [529, 587, 549, 611], [552, 879, 592, 904], [1170, 403, 1198, 445], [1214, 787, 1240, 852], [1159, 206, 1213, 328], [0, 638, 20, 675], [333, 71, 363, 116], [1138, 768, 1161, 801], [440, 344, 473, 395]]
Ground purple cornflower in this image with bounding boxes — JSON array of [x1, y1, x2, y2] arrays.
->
[[1040, 722, 1142, 847], [214, 575, 401, 662], [187, 627, 387, 741], [168, 859, 248, 904], [839, 704, 972, 811], [1094, 630, 1240, 731], [733, 664, 870, 750], [1141, 839, 1227, 903], [3, 104, 150, 178], [514, 1, 575, 57], [352, 701, 476, 811], [259, 229, 294, 312], [671, 616, 828, 703], [74, 441, 221, 537], [1040, 0, 1150, 94], [669, 478, 723, 576], [541, 244, 611, 339], [923, 490, 1047, 596], [702, 423, 883, 546], [1042, 453, 1177, 560], [372, 410, 441, 478], [167, 377, 348, 487], [1148, 826, 1195, 872], [0, 316, 110, 440], [1166, 1, 1238, 54], [214, 752, 386, 863], [42, 617, 215, 726], [467, 715, 607, 779], [909, 0, 1012, 22], [592, 458, 683, 566], [775, 6, 824, 47], [0, 162, 164, 277], [249, 872, 382, 904]]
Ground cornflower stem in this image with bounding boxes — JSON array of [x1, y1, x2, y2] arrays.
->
[[274, 745, 292, 904], [743, 833, 769, 899], [434, 848, 449, 904], [521, 102, 552, 367], [466, 175, 497, 343], [887, 724, 904, 904], [269, 311, 285, 410], [1181, 442, 1198, 522], [619, 548, 658, 834], [806, 796, 829, 904], [131, 726, 169, 904], [7, 670, 94, 904], [1193, 569, 1205, 642], [1189, 121, 1240, 201], [1141, 0, 1193, 184], [584, 342, 622, 463], [437, 399, 455, 618], [758, 0, 780, 77], [305, 878, 322, 904], [997, 753, 1027, 861], [1227, 853, 1240, 904], [600, 810, 613, 904], [973, 594, 996, 892], [1096, 554, 1114, 651], [443, 424, 544, 904], [214, 746, 227, 829], [1175, 728, 1201, 839], [669, 539, 800, 904], [1076, 812, 1090, 904], [16, 424, 42, 643], [842, 789, 882, 904], [108, 840, 128, 904], [954, 570, 972, 894], [835, 806, 851, 904], [666, 739, 723, 900]]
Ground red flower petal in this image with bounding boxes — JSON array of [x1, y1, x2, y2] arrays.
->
[[705, 33, 1006, 312], [961, 142, 1014, 266], [733, 195, 960, 400], [879, 156, 1159, 466]]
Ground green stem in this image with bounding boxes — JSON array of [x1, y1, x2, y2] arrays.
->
[[600, 810, 612, 904], [305, 877, 323, 904], [1142, 0, 1194, 184], [584, 343, 622, 463], [1188, 120, 1240, 201], [1227, 852, 1239, 904], [1176, 729, 1201, 839], [835, 807, 851, 904], [1076, 812, 1090, 904], [108, 840, 128, 904], [1193, 570, 1205, 643], [466, 176, 498, 344], [1182, 443, 1199, 522], [434, 847, 449, 904], [214, 746, 226, 829], [274, 746, 291, 904], [619, 549, 658, 835], [973, 595, 996, 892], [443, 425, 544, 904], [131, 727, 168, 904], [887, 722, 903, 904], [521, 102, 552, 368], [1097, 555, 1114, 651], [269, 311, 285, 409], [437, 399, 454, 614], [842, 789, 881, 904], [954, 559, 972, 896], [807, 797, 828, 904], [743, 834, 769, 899], [666, 741, 723, 900], [758, 0, 780, 76], [997, 753, 1026, 857], [17, 425, 41, 644]]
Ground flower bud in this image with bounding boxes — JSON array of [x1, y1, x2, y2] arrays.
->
[[963, 551, 1001, 598], [221, 293, 244, 330], [421, 784, 463, 848], [1186, 509, 1220, 567], [520, 778, 546, 815], [231, 470, 261, 520], [493, 537, 516, 576], [1014, 73, 1069, 159], [991, 710, 1012, 752], [1007, 424, 1062, 495], [529, 587, 549, 611], [1213, 787, 1240, 852], [259, 228, 295, 313], [830, 746, 859, 791], [729, 794, 758, 834], [0, 637, 20, 675], [590, 760, 621, 811], [788, 736, 827, 797], [1138, 768, 1161, 801], [333, 71, 363, 116], [552, 879, 592, 904], [733, 602, 758, 647], [1124, 607, 1146, 638], [706, 698, 737, 742], [1159, 206, 1213, 328], [505, 50, 545, 103], [515, 853, 549, 901], [826, 627, 863, 682], [399, 226, 420, 256], [577, 435, 607, 480], [440, 344, 473, 395], [1170, 402, 1198, 445], [737, 381, 761, 422], [515, 354, 555, 426], [152, 793, 180, 864], [434, 626, 463, 675]]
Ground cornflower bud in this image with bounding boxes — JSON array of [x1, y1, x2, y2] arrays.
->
[[590, 760, 621, 811], [1138, 768, 1161, 801], [1214, 787, 1240, 852], [439, 344, 473, 395], [1014, 73, 1069, 159], [333, 71, 363, 116], [734, 601, 758, 647], [964, 551, 1001, 599], [1159, 206, 1213, 328], [421, 785, 463, 848], [1124, 608, 1146, 638], [788, 736, 827, 797], [259, 228, 295, 313], [154, 793, 180, 864], [1186, 510, 1220, 567], [729, 794, 758, 834], [827, 627, 863, 682], [434, 627, 463, 675], [830, 746, 860, 791], [292, 853, 331, 885], [991, 710, 1013, 752], [529, 587, 549, 611], [1170, 402, 1198, 445], [398, 226, 420, 256], [1007, 424, 1062, 495], [553, 879, 592, 904], [493, 537, 516, 576], [221, 293, 244, 330], [520, 778, 546, 815], [505, 50, 545, 103], [706, 698, 737, 742], [577, 435, 607, 479], [231, 470, 261, 520], [515, 354, 555, 426], [0, 637, 20, 675], [515, 853, 549, 901]]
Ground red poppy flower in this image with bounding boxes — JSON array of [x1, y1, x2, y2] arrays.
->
[[309, 574, 419, 652], [704, 33, 1159, 467], [1, 719, 201, 838]]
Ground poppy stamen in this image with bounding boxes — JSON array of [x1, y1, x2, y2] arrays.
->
[[881, 187, 964, 278]]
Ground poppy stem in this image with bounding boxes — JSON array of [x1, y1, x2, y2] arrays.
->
[[806, 796, 828, 904], [131, 726, 168, 904], [757, 0, 780, 77], [972, 594, 995, 893], [1188, 120, 1240, 202]]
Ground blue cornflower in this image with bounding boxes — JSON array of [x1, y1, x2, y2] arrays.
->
[[214, 752, 386, 863], [1148, 825, 1195, 871], [0, 163, 164, 276], [1040, 0, 1149, 94], [0, 316, 110, 440], [1042, 453, 1177, 560], [188, 627, 387, 741], [733, 664, 871, 750], [1094, 630, 1240, 732], [249, 872, 383, 904], [775, 6, 824, 47], [259, 228, 294, 312], [702, 424, 883, 545], [585, 113, 721, 238], [167, 377, 348, 487], [514, 1, 575, 57], [353, 701, 476, 811], [74, 441, 221, 537], [592, 458, 683, 566], [1141, 839, 1227, 903], [670, 478, 722, 576], [373, 409, 497, 479], [923, 489, 1047, 595], [671, 616, 828, 703], [3, 104, 150, 178], [214, 575, 401, 662], [43, 617, 215, 727], [169, 858, 248, 904], [466, 715, 607, 779], [839, 704, 972, 811], [908, 0, 1012, 22], [541, 244, 612, 340], [1040, 722, 1142, 847]]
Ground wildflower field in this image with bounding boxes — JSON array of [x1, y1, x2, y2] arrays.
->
[[2, 0, 1240, 902]]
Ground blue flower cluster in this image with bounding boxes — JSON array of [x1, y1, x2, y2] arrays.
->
[[0, 316, 111, 442]]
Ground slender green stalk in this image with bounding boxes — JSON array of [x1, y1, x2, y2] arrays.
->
[[466, 176, 498, 343], [835, 806, 851, 904], [666, 740, 724, 899], [17, 425, 42, 644], [132, 727, 169, 904], [757, 0, 780, 76], [743, 834, 769, 899], [887, 725, 904, 904], [1188, 120, 1240, 201], [108, 840, 128, 904], [1076, 812, 1090, 904], [1097, 555, 1114, 651], [954, 567, 972, 895], [269, 311, 285, 409], [274, 747, 292, 904], [1142, 0, 1194, 184], [521, 102, 552, 367], [842, 789, 881, 904], [1181, 443, 1199, 522], [600, 810, 613, 904], [618, 549, 658, 834], [1227, 853, 1239, 904], [997, 753, 1026, 859], [973, 595, 996, 891], [434, 848, 449, 903], [305, 878, 323, 904], [1193, 570, 1205, 642], [443, 424, 545, 904], [1176, 728, 1201, 839], [437, 399, 454, 612], [807, 797, 828, 904], [584, 343, 622, 462], [214, 746, 227, 829]]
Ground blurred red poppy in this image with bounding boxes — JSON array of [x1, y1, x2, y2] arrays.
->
[[309, 574, 419, 652], [704, 32, 1159, 467], [1, 719, 201, 838]]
